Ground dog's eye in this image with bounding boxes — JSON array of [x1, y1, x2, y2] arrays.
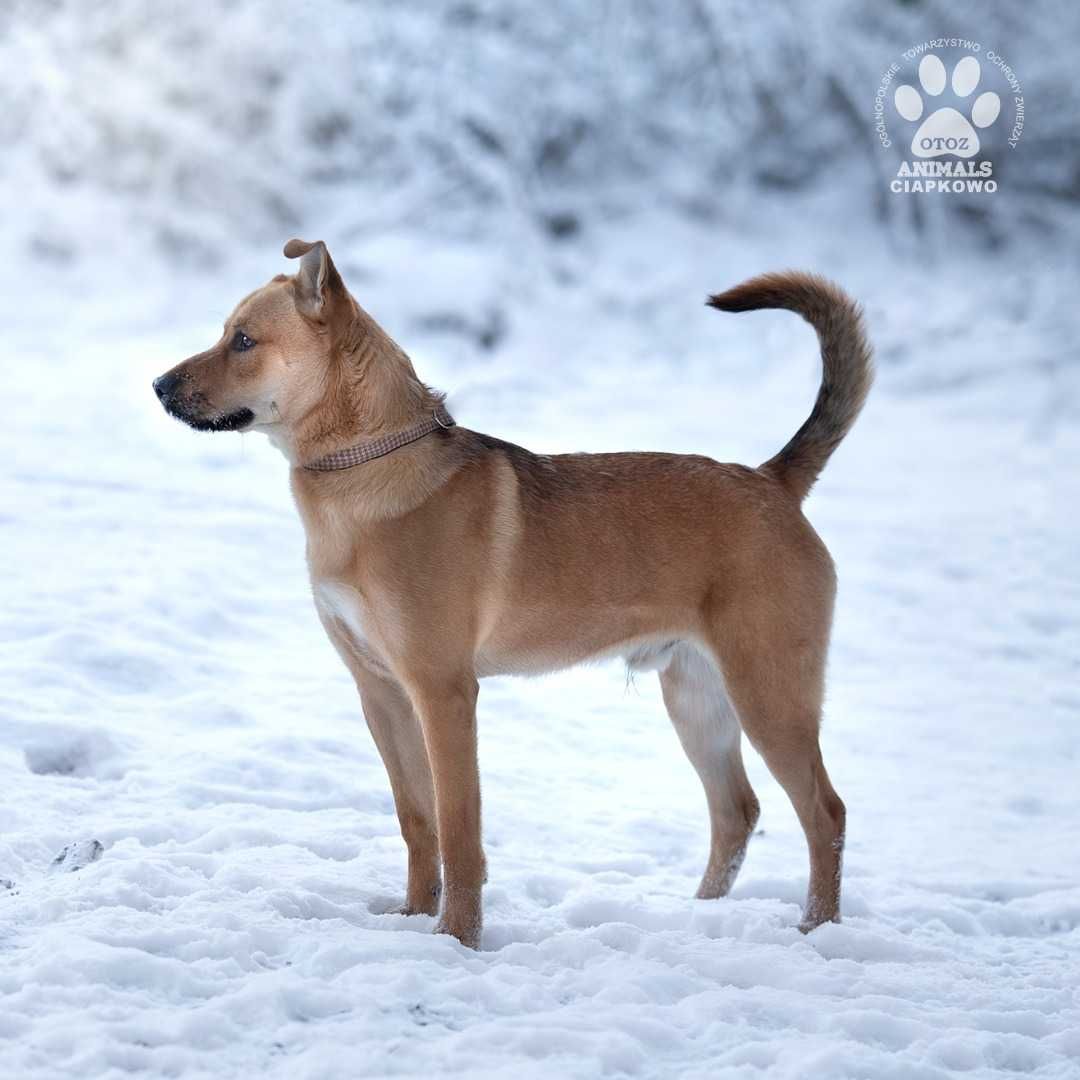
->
[[231, 331, 256, 352]]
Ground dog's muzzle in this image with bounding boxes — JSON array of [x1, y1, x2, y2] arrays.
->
[[153, 372, 255, 432]]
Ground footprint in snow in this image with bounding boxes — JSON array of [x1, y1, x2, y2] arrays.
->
[[24, 728, 124, 778], [49, 839, 104, 874]]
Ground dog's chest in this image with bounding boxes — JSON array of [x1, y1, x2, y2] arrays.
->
[[312, 578, 391, 677]]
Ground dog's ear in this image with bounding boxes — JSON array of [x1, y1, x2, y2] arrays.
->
[[283, 238, 344, 320]]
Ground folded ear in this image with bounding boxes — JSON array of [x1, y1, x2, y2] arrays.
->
[[283, 238, 343, 320]]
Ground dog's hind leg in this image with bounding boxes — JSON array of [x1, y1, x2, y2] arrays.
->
[[706, 587, 846, 931], [659, 645, 760, 899]]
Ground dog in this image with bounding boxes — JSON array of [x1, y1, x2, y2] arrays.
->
[[153, 239, 873, 948]]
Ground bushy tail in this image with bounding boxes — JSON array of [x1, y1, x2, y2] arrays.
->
[[708, 271, 874, 502]]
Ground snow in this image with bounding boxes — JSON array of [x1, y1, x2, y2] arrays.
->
[[2, 3, 1080, 1077]]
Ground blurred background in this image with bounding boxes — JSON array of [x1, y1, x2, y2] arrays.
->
[[2, 0, 1078, 306]]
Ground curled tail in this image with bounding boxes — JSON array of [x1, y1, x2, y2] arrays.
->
[[708, 271, 874, 502]]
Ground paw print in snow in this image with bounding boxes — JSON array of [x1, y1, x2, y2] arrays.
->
[[894, 55, 1001, 158]]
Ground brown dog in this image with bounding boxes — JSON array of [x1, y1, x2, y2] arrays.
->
[[153, 240, 873, 948]]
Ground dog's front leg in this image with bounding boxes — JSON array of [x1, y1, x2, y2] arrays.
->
[[315, 610, 443, 914], [405, 673, 485, 949], [354, 668, 443, 916]]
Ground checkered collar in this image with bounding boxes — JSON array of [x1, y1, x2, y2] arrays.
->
[[302, 406, 455, 472]]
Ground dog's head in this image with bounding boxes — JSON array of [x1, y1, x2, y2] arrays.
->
[[153, 239, 350, 435]]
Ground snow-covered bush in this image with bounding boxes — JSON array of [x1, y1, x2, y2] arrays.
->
[[1, 0, 1076, 270]]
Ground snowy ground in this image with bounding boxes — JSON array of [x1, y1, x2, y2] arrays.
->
[[1, 199, 1079, 1078]]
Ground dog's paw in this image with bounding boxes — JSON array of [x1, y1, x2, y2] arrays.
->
[[387, 901, 439, 918], [798, 911, 841, 934], [894, 53, 1001, 158], [434, 917, 481, 950], [370, 884, 441, 918]]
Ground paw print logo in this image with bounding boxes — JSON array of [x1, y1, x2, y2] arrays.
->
[[894, 55, 1001, 158]]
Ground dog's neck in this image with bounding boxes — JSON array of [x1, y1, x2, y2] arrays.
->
[[261, 301, 445, 469], [286, 313, 465, 523]]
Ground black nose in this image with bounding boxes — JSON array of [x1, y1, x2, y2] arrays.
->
[[153, 372, 181, 401]]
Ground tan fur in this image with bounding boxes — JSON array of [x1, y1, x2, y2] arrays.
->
[[154, 240, 873, 948]]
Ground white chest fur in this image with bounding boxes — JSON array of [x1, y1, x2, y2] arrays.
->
[[313, 579, 390, 677]]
